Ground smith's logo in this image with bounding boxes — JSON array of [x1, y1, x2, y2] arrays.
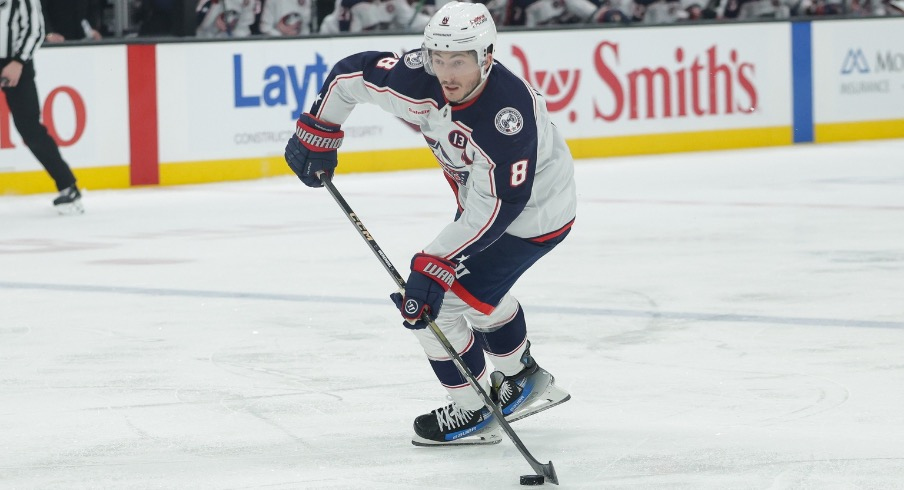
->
[[841, 49, 870, 75]]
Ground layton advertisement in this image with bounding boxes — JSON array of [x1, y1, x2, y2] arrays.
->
[[155, 37, 427, 164]]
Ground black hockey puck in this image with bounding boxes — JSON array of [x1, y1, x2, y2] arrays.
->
[[520, 474, 545, 485]]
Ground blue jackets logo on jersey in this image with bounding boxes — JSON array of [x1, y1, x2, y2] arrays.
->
[[405, 51, 425, 69], [494, 108, 523, 135]]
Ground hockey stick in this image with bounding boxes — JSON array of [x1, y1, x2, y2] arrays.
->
[[318, 172, 559, 485]]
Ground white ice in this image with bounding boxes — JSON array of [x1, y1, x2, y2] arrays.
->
[[1, 140, 903, 489]]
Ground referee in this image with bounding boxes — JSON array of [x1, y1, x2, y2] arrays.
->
[[1, 0, 83, 213]]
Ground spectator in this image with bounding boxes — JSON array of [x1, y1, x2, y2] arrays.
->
[[137, 0, 177, 35], [501, 0, 598, 26], [719, 0, 743, 18], [484, 0, 508, 21], [250, 0, 263, 34], [885, 0, 904, 14], [320, 0, 384, 33], [680, 0, 706, 19], [196, 0, 256, 37], [259, 0, 314, 35], [379, 0, 432, 30], [586, 0, 631, 22], [134, 0, 198, 36], [417, 0, 465, 18], [641, 0, 683, 23], [85, 0, 112, 37], [320, 0, 428, 33], [42, 0, 103, 42]]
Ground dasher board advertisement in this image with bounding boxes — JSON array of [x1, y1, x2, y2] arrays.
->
[[812, 18, 904, 124], [155, 36, 426, 164], [155, 23, 791, 164], [0, 46, 130, 173], [498, 23, 792, 137]]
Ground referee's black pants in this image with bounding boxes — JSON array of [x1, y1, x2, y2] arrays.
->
[[1, 59, 77, 191]]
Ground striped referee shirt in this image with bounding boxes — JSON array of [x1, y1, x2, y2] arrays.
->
[[1, 0, 45, 62]]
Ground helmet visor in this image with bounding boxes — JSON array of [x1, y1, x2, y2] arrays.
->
[[422, 47, 480, 78]]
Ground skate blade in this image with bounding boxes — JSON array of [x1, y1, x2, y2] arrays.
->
[[411, 426, 503, 447], [507, 381, 571, 423], [55, 201, 84, 215]]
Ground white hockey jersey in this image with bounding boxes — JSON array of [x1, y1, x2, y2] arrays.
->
[[259, 0, 314, 36], [196, 0, 256, 38], [320, 0, 429, 33], [310, 50, 576, 261], [319, 0, 381, 33]]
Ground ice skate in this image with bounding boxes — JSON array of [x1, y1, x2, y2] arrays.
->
[[411, 402, 502, 446], [53, 186, 84, 215], [492, 346, 571, 423]]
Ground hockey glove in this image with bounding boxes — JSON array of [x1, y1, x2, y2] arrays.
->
[[285, 113, 344, 188], [390, 253, 456, 329]]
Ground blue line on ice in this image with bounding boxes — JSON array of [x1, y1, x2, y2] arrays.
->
[[3, 281, 901, 330]]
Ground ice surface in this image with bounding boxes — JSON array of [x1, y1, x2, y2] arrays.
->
[[2, 140, 903, 489]]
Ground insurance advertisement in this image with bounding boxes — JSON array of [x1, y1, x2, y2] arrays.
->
[[0, 45, 130, 174], [811, 18, 904, 123]]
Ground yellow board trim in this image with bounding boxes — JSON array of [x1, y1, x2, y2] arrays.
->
[[0, 165, 131, 195], [11, 120, 895, 194], [815, 119, 904, 143], [159, 126, 793, 185], [568, 126, 791, 159], [0, 124, 852, 195], [158, 147, 436, 186]]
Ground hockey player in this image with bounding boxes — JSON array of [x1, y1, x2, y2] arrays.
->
[[501, 0, 600, 26], [318, 0, 384, 33], [285, 1, 575, 446]]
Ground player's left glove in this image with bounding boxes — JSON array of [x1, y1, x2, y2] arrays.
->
[[390, 253, 456, 329], [285, 113, 344, 188]]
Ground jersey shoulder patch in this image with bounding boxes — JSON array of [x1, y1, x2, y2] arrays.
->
[[404, 50, 425, 69], [461, 62, 536, 139], [494, 107, 524, 136]]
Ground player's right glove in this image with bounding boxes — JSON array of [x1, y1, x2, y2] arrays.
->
[[390, 253, 456, 329], [285, 113, 344, 188]]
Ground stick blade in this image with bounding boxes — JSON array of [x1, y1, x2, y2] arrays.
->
[[536, 461, 558, 485]]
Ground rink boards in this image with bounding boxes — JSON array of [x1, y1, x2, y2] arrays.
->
[[1, 18, 902, 194]]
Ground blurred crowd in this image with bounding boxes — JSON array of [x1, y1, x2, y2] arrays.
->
[[43, 0, 904, 42]]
